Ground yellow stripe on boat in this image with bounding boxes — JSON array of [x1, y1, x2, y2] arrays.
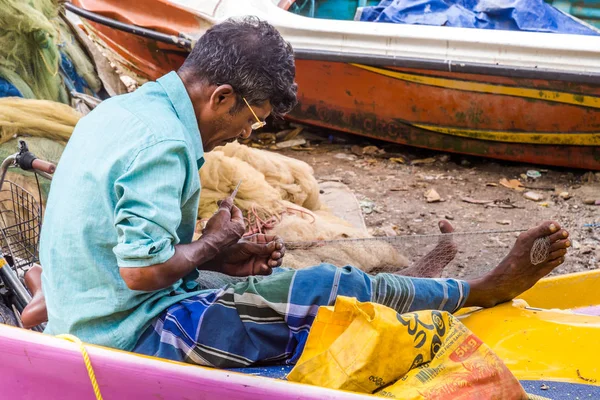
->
[[353, 64, 600, 109], [413, 123, 600, 146]]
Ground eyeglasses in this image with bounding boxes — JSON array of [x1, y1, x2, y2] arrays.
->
[[243, 97, 266, 130]]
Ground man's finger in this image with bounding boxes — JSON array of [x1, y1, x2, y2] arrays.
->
[[241, 241, 274, 256], [273, 249, 284, 259], [268, 257, 283, 268], [243, 234, 259, 244], [251, 259, 272, 275], [264, 235, 282, 244], [254, 234, 268, 244], [210, 207, 230, 222], [269, 240, 285, 259], [233, 220, 246, 238], [258, 265, 273, 275], [266, 240, 279, 255], [268, 259, 281, 268], [253, 234, 283, 244], [218, 196, 234, 211], [276, 239, 285, 256], [231, 205, 244, 223]]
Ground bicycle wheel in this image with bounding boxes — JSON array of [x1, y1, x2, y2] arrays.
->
[[0, 300, 17, 326]]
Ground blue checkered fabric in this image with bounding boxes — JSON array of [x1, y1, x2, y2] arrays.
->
[[134, 264, 469, 368]]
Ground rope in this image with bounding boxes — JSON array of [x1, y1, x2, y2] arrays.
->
[[57, 334, 104, 400], [244, 205, 317, 237], [38, 49, 59, 77], [285, 228, 528, 249]]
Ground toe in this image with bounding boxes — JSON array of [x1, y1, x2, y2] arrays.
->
[[538, 256, 565, 276], [522, 221, 561, 241], [548, 248, 568, 261], [550, 238, 571, 252], [438, 220, 455, 234], [548, 229, 569, 244]]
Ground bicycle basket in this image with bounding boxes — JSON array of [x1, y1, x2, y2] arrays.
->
[[0, 180, 42, 272]]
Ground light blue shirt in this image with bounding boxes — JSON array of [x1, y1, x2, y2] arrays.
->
[[40, 72, 205, 351]]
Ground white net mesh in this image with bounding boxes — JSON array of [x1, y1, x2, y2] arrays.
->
[[284, 229, 526, 278], [530, 237, 551, 266], [195, 227, 563, 290]]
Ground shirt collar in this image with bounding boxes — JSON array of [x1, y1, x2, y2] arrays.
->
[[157, 71, 205, 169]]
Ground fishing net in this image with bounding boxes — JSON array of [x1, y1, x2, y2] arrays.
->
[[195, 227, 553, 292], [530, 236, 551, 265], [0, 97, 79, 144], [265, 205, 409, 272], [0, 0, 66, 102], [0, 99, 366, 251], [54, 16, 102, 94], [199, 142, 322, 223], [199, 150, 285, 220], [0, 99, 554, 277], [197, 144, 413, 271], [0, 98, 71, 209], [0, 0, 101, 102], [220, 142, 321, 210], [282, 229, 553, 279]]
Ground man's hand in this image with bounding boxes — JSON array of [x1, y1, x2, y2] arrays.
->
[[202, 196, 246, 252], [120, 195, 247, 292], [216, 234, 285, 277]]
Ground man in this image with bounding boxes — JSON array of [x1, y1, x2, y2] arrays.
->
[[40, 17, 570, 368]]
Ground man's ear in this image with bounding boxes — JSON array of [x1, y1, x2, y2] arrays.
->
[[209, 84, 236, 111]]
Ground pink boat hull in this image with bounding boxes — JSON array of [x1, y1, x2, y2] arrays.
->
[[0, 324, 368, 399]]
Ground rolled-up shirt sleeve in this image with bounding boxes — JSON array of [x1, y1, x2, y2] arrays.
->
[[113, 139, 189, 268]]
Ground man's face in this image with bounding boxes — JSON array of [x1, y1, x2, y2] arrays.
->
[[199, 85, 272, 152]]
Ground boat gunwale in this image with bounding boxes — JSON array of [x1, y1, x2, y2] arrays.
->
[[294, 49, 600, 85], [72, 0, 600, 81], [0, 323, 369, 399]]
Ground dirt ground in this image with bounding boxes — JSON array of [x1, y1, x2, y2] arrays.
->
[[115, 72, 600, 278], [270, 128, 600, 279]]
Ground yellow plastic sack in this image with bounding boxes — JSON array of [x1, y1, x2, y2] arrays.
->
[[288, 296, 527, 399]]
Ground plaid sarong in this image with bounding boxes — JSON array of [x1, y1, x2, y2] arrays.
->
[[133, 264, 469, 368]]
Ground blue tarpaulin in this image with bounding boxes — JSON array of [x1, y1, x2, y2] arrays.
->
[[358, 0, 600, 35]]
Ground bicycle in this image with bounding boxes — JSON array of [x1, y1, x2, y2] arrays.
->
[[0, 140, 55, 332]]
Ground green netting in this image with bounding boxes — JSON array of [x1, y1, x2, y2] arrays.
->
[[56, 16, 101, 94], [0, 0, 100, 102], [0, 0, 65, 101]]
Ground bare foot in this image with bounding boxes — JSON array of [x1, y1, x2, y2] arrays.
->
[[465, 221, 570, 308], [400, 220, 458, 278]]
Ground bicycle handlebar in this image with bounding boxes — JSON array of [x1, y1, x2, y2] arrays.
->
[[31, 159, 56, 174], [0, 141, 55, 193], [14, 140, 56, 176]]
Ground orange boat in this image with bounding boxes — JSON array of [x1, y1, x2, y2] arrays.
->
[[67, 0, 600, 169]]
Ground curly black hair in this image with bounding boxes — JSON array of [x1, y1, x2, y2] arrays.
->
[[179, 16, 298, 117]]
